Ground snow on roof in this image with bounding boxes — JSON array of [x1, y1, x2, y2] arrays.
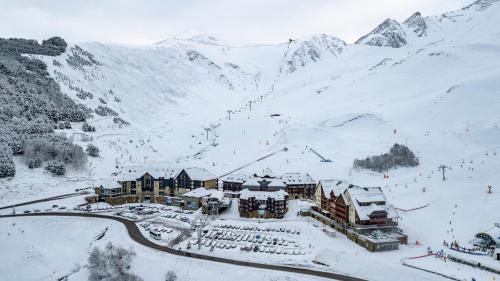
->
[[481, 225, 500, 243], [346, 186, 398, 221], [258, 167, 276, 178], [318, 179, 349, 199], [183, 187, 212, 198], [184, 188, 225, 201], [242, 177, 286, 190], [220, 173, 251, 183], [209, 190, 225, 201], [281, 173, 315, 185], [98, 178, 122, 189], [348, 186, 387, 203], [175, 167, 217, 181], [239, 188, 288, 201], [114, 166, 176, 181]]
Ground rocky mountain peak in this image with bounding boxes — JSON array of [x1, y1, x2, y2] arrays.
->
[[285, 34, 346, 73], [403, 12, 427, 37], [355, 18, 407, 48]]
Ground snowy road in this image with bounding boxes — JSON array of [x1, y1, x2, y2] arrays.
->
[[0, 212, 366, 281]]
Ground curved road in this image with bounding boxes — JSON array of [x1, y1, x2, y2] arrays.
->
[[0, 191, 89, 210], [0, 212, 365, 281]]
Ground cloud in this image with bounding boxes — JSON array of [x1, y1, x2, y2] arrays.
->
[[0, 0, 471, 45]]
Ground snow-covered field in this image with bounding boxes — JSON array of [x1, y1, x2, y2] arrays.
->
[[2, 0, 500, 280], [0, 216, 334, 281]]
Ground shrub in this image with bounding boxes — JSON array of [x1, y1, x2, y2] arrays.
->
[[0, 144, 15, 177], [45, 161, 66, 176], [113, 117, 130, 126], [95, 105, 118, 117], [88, 243, 142, 281], [86, 144, 100, 157], [27, 157, 42, 169], [24, 134, 87, 170], [82, 121, 96, 132], [165, 271, 177, 281]]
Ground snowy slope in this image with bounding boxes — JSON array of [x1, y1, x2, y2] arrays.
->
[[2, 1, 500, 280]]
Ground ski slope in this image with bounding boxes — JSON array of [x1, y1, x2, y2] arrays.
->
[[1, 1, 500, 280]]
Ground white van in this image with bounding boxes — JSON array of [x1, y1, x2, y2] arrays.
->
[[149, 230, 161, 240]]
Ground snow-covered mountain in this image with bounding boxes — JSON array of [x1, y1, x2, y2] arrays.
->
[[355, 18, 408, 48], [283, 34, 346, 73], [403, 12, 428, 37], [3, 0, 495, 187], [2, 0, 500, 280]]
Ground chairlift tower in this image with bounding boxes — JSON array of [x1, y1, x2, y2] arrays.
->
[[203, 127, 210, 140], [438, 165, 448, 181]]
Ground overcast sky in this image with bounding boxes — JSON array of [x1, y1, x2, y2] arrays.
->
[[0, 0, 471, 45]]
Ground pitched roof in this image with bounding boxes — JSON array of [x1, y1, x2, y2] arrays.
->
[[345, 186, 399, 221], [183, 187, 212, 198], [98, 178, 123, 190], [281, 173, 315, 185], [114, 167, 176, 181], [318, 179, 349, 199], [175, 167, 217, 181], [242, 177, 286, 191], [258, 167, 276, 178], [209, 190, 225, 201], [239, 188, 288, 200], [183, 188, 225, 201], [220, 173, 251, 183]]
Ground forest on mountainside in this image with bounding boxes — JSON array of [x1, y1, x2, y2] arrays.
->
[[0, 37, 90, 177]]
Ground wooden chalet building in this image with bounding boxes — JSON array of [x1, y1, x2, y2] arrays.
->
[[314, 180, 350, 215], [341, 186, 400, 231], [238, 189, 288, 219], [310, 183, 407, 251]]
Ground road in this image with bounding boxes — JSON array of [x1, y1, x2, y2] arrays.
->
[[0, 212, 366, 281], [0, 192, 89, 210]]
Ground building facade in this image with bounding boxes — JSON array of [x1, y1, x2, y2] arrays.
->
[[220, 174, 250, 196], [281, 173, 316, 199], [341, 186, 399, 230], [238, 189, 288, 219], [95, 167, 218, 205], [221, 168, 316, 200], [314, 180, 351, 215]]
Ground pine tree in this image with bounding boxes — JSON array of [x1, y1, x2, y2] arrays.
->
[[0, 144, 15, 177], [86, 144, 100, 157]]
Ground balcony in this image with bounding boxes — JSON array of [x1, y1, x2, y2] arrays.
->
[[351, 221, 398, 230]]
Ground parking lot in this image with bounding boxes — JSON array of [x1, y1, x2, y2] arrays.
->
[[183, 221, 309, 257], [130, 206, 199, 247]]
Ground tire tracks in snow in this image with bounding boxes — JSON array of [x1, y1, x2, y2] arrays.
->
[[0, 212, 366, 281]]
